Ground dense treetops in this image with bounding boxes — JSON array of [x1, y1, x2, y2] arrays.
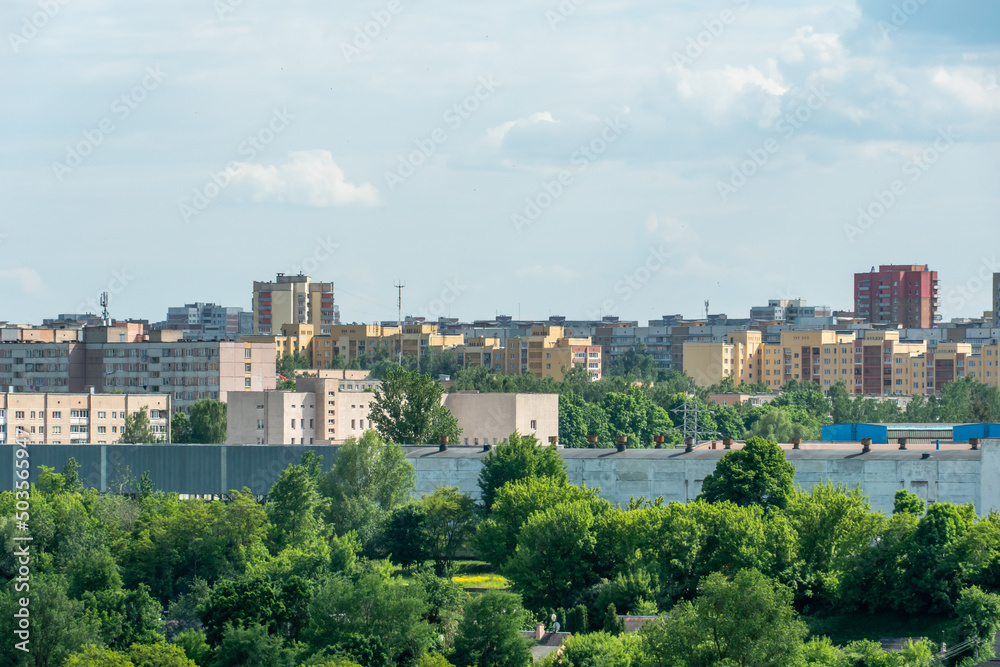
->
[[4, 430, 1000, 666]]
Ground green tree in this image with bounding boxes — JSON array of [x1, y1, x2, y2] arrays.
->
[[322, 430, 415, 547], [503, 500, 601, 610], [172, 411, 192, 443], [62, 456, 83, 492], [475, 477, 608, 569], [955, 585, 1000, 663], [747, 407, 820, 442], [0, 575, 100, 667], [120, 406, 161, 443], [267, 452, 328, 550], [369, 366, 461, 444], [421, 486, 477, 571], [478, 432, 568, 511], [129, 642, 199, 667], [893, 489, 926, 516], [211, 623, 298, 667], [602, 603, 625, 635], [277, 351, 312, 376], [698, 436, 796, 510], [304, 571, 434, 667], [83, 584, 165, 651], [64, 645, 135, 667], [642, 569, 806, 667], [199, 576, 284, 646], [451, 591, 532, 667], [383, 502, 433, 567], [187, 399, 228, 444], [172, 630, 213, 667]]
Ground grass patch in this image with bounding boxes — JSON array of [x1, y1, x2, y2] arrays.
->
[[452, 573, 510, 590], [804, 611, 957, 647], [450, 560, 497, 576]]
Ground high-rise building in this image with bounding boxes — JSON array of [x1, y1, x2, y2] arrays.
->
[[993, 273, 1000, 328], [156, 302, 251, 340], [854, 265, 939, 328], [252, 273, 338, 335]]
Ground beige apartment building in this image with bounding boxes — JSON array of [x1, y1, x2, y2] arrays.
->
[[252, 273, 337, 335], [443, 392, 559, 446], [227, 376, 377, 445], [1, 391, 171, 444]]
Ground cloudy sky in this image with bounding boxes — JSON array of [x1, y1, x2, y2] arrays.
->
[[1, 0, 998, 326]]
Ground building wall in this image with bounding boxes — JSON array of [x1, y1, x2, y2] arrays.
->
[[854, 264, 939, 328], [4, 442, 994, 517], [441, 393, 559, 446], [0, 392, 170, 444]]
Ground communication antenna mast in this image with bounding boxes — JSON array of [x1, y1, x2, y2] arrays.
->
[[704, 299, 709, 321], [394, 281, 405, 364], [100, 292, 111, 326]]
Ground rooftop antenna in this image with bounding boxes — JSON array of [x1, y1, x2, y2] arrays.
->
[[705, 299, 709, 321], [394, 281, 405, 364], [100, 292, 111, 326]]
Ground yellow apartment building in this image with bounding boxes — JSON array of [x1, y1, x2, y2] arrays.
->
[[496, 326, 602, 381], [252, 273, 336, 335]]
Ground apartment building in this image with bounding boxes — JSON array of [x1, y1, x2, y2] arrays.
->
[[0, 391, 170, 444], [854, 264, 939, 328], [155, 302, 252, 340], [0, 325, 276, 412], [495, 326, 601, 381], [227, 376, 377, 445], [252, 273, 338, 335], [443, 392, 558, 446]]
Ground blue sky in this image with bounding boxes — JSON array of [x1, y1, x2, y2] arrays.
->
[[1, 0, 997, 325]]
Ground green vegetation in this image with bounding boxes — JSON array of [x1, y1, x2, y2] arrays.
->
[[4, 429, 1000, 667], [369, 367, 462, 445]]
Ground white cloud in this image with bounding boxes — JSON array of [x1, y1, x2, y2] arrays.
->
[[932, 67, 1000, 112], [780, 26, 845, 64], [486, 112, 559, 145], [232, 150, 380, 207], [0, 268, 45, 295]]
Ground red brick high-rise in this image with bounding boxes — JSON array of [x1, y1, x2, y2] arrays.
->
[[854, 265, 939, 328]]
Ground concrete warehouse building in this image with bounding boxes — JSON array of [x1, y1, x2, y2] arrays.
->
[[3, 440, 995, 518]]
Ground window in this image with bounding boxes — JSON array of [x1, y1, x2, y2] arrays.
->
[[245, 363, 252, 372], [257, 419, 264, 429], [309, 419, 314, 428], [71, 409, 88, 418], [245, 348, 252, 358], [290, 419, 296, 429], [30, 411, 35, 419], [52, 426, 61, 434], [97, 411, 106, 419], [530, 420, 537, 429], [98, 426, 106, 434], [351, 419, 356, 428], [245, 378, 252, 388]]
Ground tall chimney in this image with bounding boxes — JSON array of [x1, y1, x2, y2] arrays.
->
[[535, 623, 545, 640]]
